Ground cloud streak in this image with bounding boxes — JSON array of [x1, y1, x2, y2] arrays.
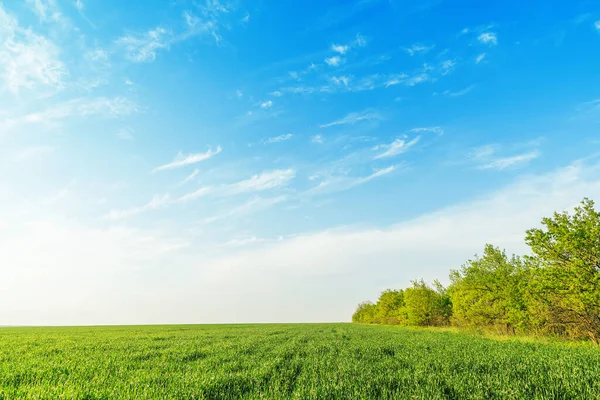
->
[[264, 133, 293, 144], [105, 194, 171, 220], [374, 137, 420, 159], [320, 110, 381, 128], [116, 27, 172, 62], [470, 145, 540, 171], [152, 147, 222, 172]]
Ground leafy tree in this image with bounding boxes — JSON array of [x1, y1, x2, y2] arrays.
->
[[448, 244, 528, 333], [352, 301, 377, 323], [374, 289, 406, 325], [525, 198, 600, 343], [404, 280, 449, 327]]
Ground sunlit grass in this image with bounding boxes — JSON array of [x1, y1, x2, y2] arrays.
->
[[1, 324, 599, 399]]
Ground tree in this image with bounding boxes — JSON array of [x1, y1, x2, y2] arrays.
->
[[448, 244, 528, 333], [403, 280, 450, 327], [525, 198, 600, 343], [352, 301, 377, 323], [374, 289, 405, 325]]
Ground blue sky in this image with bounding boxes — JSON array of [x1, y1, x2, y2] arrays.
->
[[1, 0, 600, 325]]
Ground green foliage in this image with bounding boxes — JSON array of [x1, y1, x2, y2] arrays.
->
[[525, 197, 600, 343], [448, 245, 528, 333], [404, 280, 450, 327], [354, 198, 600, 343], [2, 324, 600, 399]]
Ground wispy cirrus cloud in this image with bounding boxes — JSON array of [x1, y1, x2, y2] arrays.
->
[[264, 133, 293, 144], [179, 169, 200, 186], [434, 85, 475, 97], [74, 0, 84, 11], [304, 165, 398, 197], [181, 0, 238, 45], [373, 137, 420, 159], [104, 194, 171, 220], [0, 4, 67, 94], [152, 146, 222, 172], [469, 144, 540, 171], [312, 134, 324, 144], [410, 126, 444, 135], [177, 186, 211, 203], [478, 32, 497, 46], [204, 195, 288, 224], [404, 43, 434, 56], [325, 56, 343, 67], [230, 169, 296, 193], [440, 60, 456, 75], [320, 110, 381, 128], [594, 20, 600, 32], [116, 27, 172, 62], [476, 53, 486, 64], [26, 0, 65, 23], [1, 97, 138, 133]]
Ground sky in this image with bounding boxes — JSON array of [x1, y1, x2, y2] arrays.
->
[[1, 0, 600, 325]]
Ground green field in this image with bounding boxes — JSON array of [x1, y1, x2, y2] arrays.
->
[[1, 324, 600, 399]]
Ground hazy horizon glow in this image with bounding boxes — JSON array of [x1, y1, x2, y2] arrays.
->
[[1, 0, 600, 325]]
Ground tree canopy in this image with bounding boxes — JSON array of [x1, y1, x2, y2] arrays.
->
[[352, 198, 600, 343]]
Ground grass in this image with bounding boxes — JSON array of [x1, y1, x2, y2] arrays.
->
[[1, 323, 600, 399]]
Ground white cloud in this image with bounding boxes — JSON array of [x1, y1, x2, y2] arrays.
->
[[26, 0, 63, 23], [11, 146, 55, 162], [0, 5, 67, 94], [405, 43, 434, 56], [180, 169, 200, 185], [405, 73, 431, 86], [469, 144, 540, 171], [269, 90, 283, 97], [204, 196, 287, 224], [325, 56, 343, 67], [410, 126, 444, 135], [320, 110, 381, 128], [242, 13, 250, 23], [435, 85, 475, 97], [116, 27, 172, 62], [1, 97, 139, 133], [304, 166, 398, 197], [86, 48, 109, 63], [264, 133, 293, 144], [3, 160, 600, 324], [104, 194, 171, 220], [231, 169, 296, 193], [374, 137, 420, 159], [440, 60, 456, 75], [331, 75, 351, 86], [478, 32, 497, 46], [476, 53, 486, 64], [595, 20, 600, 32], [177, 187, 211, 203], [74, 0, 84, 11], [354, 33, 367, 47], [152, 146, 222, 172], [260, 100, 273, 109], [331, 44, 350, 54], [480, 151, 540, 171], [312, 134, 324, 144]]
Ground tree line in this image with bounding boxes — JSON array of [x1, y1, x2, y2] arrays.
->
[[352, 198, 600, 343]]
